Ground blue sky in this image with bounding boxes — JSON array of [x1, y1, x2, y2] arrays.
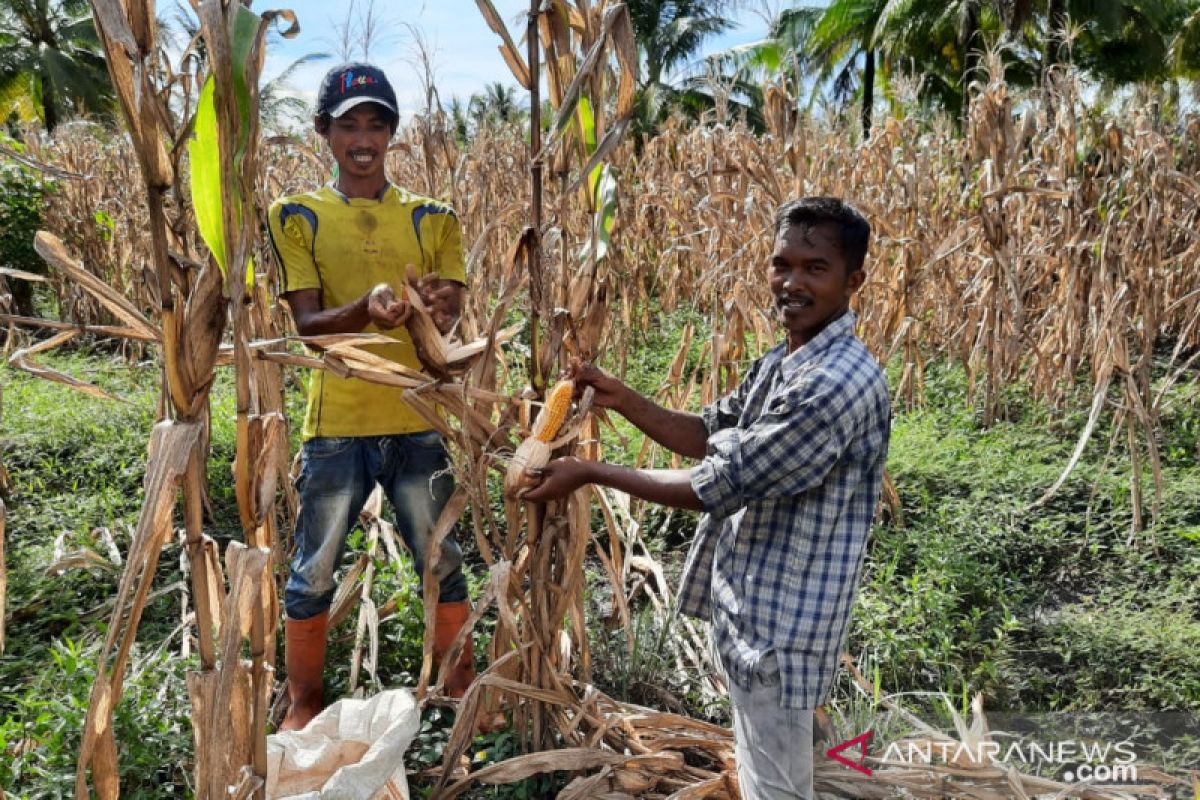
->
[[227, 0, 781, 121]]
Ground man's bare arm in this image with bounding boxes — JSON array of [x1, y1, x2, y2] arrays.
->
[[284, 284, 411, 336], [576, 364, 708, 459], [520, 456, 704, 510], [618, 392, 709, 460]]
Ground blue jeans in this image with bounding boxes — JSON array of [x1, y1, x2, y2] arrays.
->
[[285, 431, 468, 620]]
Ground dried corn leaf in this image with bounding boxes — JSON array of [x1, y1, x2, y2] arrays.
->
[[7, 329, 123, 402], [443, 748, 625, 799], [328, 554, 369, 630], [46, 548, 117, 576], [608, 4, 638, 119], [543, 6, 623, 152], [474, 0, 531, 88], [0, 314, 156, 342], [0, 266, 47, 282], [1030, 374, 1111, 509], [77, 421, 201, 799], [418, 487, 471, 692], [33, 232, 158, 340]]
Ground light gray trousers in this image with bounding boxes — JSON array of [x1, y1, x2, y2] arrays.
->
[[716, 645, 816, 800]]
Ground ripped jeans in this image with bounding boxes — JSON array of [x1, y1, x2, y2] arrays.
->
[[285, 430, 467, 620]]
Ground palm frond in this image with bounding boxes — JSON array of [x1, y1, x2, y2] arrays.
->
[[264, 51, 330, 94], [874, 0, 926, 49], [657, 14, 734, 76], [0, 71, 38, 124], [1168, 6, 1200, 75]]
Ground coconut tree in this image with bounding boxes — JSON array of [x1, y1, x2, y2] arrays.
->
[[868, 0, 999, 125], [1070, 0, 1195, 85], [875, 0, 1200, 116], [630, 0, 734, 87], [1169, 2, 1200, 75], [468, 81, 526, 130], [258, 52, 331, 134], [446, 95, 471, 144], [803, 0, 894, 138], [627, 0, 734, 134], [0, 0, 113, 131], [702, 6, 824, 102], [677, 5, 825, 135]]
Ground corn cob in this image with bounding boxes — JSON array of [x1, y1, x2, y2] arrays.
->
[[504, 378, 575, 498], [531, 379, 573, 442]]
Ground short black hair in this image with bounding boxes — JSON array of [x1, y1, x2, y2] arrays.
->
[[773, 197, 871, 273], [314, 105, 400, 136]]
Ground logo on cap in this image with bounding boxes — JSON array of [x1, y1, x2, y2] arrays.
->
[[340, 70, 379, 94]]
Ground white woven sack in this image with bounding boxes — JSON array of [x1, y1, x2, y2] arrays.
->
[[266, 689, 420, 800]]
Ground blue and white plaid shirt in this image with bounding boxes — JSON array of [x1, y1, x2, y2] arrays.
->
[[681, 311, 891, 709]]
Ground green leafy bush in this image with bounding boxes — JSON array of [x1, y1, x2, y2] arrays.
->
[[0, 637, 195, 797], [1010, 593, 1200, 710], [850, 363, 1200, 713], [0, 135, 57, 317]]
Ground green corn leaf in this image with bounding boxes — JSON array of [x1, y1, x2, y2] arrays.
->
[[189, 75, 227, 275], [593, 163, 617, 261], [577, 95, 598, 153], [188, 5, 262, 285], [578, 162, 617, 263], [553, 88, 583, 137], [577, 96, 606, 210], [231, 5, 260, 165]]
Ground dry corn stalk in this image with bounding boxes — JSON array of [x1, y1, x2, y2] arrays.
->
[[58, 1, 293, 797], [503, 377, 576, 498]]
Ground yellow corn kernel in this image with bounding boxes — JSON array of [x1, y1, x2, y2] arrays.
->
[[532, 379, 574, 442]]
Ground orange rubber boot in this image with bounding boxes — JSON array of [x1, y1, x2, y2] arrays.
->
[[434, 601, 476, 698], [280, 611, 328, 732]]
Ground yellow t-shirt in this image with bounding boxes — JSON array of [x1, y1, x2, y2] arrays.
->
[[267, 184, 466, 439]]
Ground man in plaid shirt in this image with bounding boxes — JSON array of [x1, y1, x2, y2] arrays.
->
[[524, 197, 891, 799]]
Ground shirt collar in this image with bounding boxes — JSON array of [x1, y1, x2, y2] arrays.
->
[[778, 310, 857, 381], [327, 179, 392, 203]]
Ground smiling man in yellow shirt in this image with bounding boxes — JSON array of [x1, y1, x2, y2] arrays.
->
[[267, 63, 474, 731]]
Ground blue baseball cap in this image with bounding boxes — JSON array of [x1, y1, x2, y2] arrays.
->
[[316, 63, 399, 119]]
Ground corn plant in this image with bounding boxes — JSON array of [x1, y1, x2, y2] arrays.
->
[[28, 1, 299, 797]]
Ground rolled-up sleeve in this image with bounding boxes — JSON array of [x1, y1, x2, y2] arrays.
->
[[690, 383, 850, 519]]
